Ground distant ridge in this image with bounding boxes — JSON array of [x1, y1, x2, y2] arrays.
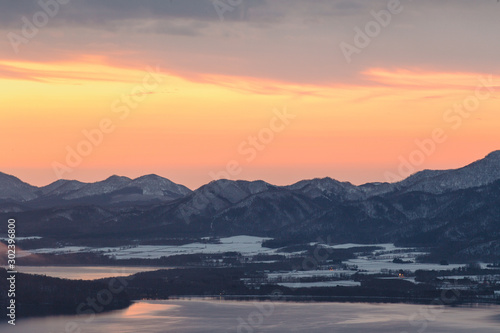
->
[[393, 150, 500, 194], [0, 172, 38, 201], [1, 151, 500, 260], [0, 173, 191, 206], [1, 151, 500, 205]]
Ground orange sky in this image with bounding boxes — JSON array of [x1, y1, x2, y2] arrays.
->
[[0, 1, 499, 189], [1, 59, 498, 188]]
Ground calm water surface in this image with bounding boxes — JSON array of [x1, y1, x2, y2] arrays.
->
[[3, 300, 499, 333], [10, 265, 161, 280]]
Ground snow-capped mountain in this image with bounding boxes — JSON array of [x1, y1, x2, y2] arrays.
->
[[160, 179, 277, 223], [0, 174, 191, 206], [2, 151, 500, 260], [49, 174, 192, 204], [62, 175, 132, 200], [40, 179, 87, 196], [393, 150, 500, 194], [131, 174, 192, 198], [286, 177, 360, 199], [3, 151, 500, 206], [0, 172, 38, 202], [289, 151, 500, 199]]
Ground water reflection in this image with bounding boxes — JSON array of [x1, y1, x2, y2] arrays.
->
[[122, 302, 179, 319], [2, 300, 499, 333], [8, 265, 161, 280]]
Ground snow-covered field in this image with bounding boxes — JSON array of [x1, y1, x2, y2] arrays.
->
[[32, 246, 90, 255], [325, 243, 395, 250], [325, 243, 465, 273], [345, 258, 464, 273], [437, 275, 500, 281], [268, 269, 356, 280], [25, 237, 470, 275], [0, 236, 42, 241], [377, 277, 418, 284], [30, 236, 275, 259], [277, 280, 361, 288]]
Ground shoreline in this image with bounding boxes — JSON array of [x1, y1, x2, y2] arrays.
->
[[161, 294, 500, 306]]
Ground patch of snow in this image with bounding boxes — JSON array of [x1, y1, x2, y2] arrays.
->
[[345, 258, 464, 273], [30, 246, 91, 255], [277, 280, 361, 288], [29, 236, 274, 259], [268, 270, 356, 280], [325, 243, 394, 250], [0, 236, 42, 241]]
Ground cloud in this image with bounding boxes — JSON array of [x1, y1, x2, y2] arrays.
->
[[1, 0, 500, 89], [0, 0, 400, 32], [0, 0, 263, 30], [0, 60, 145, 83]]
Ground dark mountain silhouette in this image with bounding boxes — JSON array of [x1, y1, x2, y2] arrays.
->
[[1, 151, 500, 260], [0, 174, 191, 207]]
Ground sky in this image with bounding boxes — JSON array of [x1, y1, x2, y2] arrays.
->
[[1, 0, 499, 189]]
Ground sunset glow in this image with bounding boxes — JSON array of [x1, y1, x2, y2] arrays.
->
[[1, 0, 499, 189]]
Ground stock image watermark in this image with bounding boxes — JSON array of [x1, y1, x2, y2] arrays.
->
[[212, 0, 244, 21], [403, 285, 461, 333], [384, 75, 496, 182], [7, 0, 70, 54], [51, 269, 134, 333], [51, 66, 164, 179], [6, 218, 17, 326], [179, 106, 296, 223], [340, 0, 409, 64], [236, 289, 283, 333]]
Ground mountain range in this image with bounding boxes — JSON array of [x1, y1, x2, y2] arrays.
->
[[0, 173, 191, 208], [1, 151, 500, 261]]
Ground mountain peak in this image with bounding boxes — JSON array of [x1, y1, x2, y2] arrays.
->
[[194, 179, 272, 205], [130, 174, 192, 196], [40, 179, 86, 196], [0, 171, 27, 183], [134, 174, 163, 181], [103, 175, 132, 183], [202, 179, 272, 191], [394, 150, 500, 194], [0, 172, 38, 201], [484, 150, 500, 160]]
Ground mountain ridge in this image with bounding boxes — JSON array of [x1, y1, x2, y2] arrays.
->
[[0, 173, 192, 206], [2, 150, 500, 205], [1, 151, 500, 260]]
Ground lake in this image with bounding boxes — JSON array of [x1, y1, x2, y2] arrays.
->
[[9, 265, 161, 280], [3, 300, 499, 332]]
